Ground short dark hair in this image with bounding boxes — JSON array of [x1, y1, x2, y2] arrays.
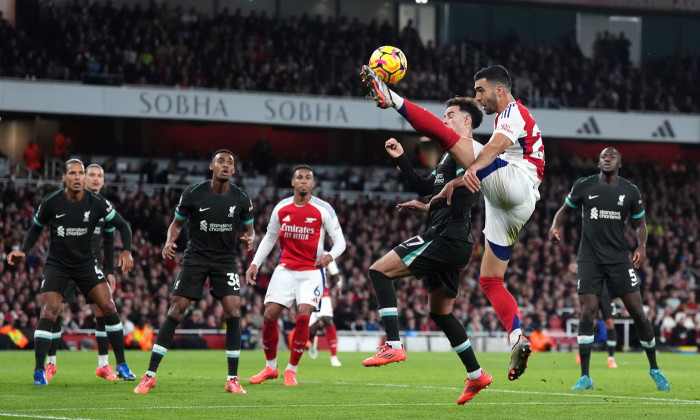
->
[[474, 65, 512, 91], [445, 96, 484, 130], [212, 149, 234, 162], [292, 164, 314, 178], [64, 158, 84, 173]]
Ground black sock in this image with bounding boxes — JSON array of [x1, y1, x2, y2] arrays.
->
[[34, 318, 54, 372], [578, 320, 594, 377], [104, 313, 126, 366], [369, 269, 400, 342], [430, 312, 480, 373], [148, 316, 179, 373], [225, 317, 241, 377], [606, 327, 616, 357], [95, 316, 109, 360], [47, 316, 62, 358], [632, 317, 659, 370]]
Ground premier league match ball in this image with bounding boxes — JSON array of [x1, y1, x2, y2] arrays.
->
[[368, 45, 407, 84]]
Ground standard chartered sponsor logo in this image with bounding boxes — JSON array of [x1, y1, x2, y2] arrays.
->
[[200, 220, 232, 232], [57, 226, 89, 237], [208, 223, 233, 232], [590, 207, 621, 220]]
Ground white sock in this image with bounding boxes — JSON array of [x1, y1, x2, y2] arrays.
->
[[389, 89, 404, 109], [510, 329, 523, 347], [98, 355, 109, 368], [266, 358, 277, 370], [227, 375, 237, 381], [386, 340, 402, 349], [145, 370, 156, 378], [467, 368, 483, 380], [285, 363, 298, 373], [47, 356, 56, 365]]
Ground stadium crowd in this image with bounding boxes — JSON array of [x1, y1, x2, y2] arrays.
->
[[1, 145, 698, 351], [0, 1, 698, 113]]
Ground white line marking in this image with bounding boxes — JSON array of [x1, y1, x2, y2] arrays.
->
[[0, 413, 101, 420]]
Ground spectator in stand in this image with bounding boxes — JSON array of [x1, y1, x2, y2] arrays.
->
[[23, 141, 43, 174], [53, 131, 73, 161]]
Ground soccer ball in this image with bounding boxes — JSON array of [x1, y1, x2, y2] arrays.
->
[[368, 46, 407, 84]]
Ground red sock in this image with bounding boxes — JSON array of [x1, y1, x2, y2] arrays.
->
[[289, 314, 310, 367], [402, 100, 461, 150], [262, 318, 279, 361], [326, 323, 338, 356], [479, 276, 520, 333]]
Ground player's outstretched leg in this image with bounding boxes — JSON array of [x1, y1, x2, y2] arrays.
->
[[508, 335, 533, 381], [360, 65, 395, 109]]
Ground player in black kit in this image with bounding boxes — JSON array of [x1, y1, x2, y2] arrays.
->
[[363, 97, 492, 405], [7, 159, 135, 386], [549, 147, 670, 391], [44, 163, 126, 382], [133, 149, 255, 395]]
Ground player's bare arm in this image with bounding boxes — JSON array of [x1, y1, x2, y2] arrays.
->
[[548, 203, 573, 243], [6, 250, 25, 265], [162, 218, 184, 260], [631, 215, 648, 269], [396, 199, 429, 213], [118, 250, 134, 273], [245, 263, 258, 285], [314, 254, 334, 269], [385, 138, 404, 158], [430, 176, 467, 205], [239, 224, 255, 251], [463, 133, 511, 193]]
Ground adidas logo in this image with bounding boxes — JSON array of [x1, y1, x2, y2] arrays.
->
[[282, 215, 291, 222], [576, 117, 601, 135], [652, 120, 675, 138]]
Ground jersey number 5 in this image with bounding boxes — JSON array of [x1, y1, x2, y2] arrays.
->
[[227, 273, 241, 290]]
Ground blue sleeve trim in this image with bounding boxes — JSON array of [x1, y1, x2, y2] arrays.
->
[[565, 197, 578, 208], [242, 218, 254, 226], [33, 216, 45, 227], [104, 209, 116, 222], [175, 211, 186, 221], [104, 226, 116, 233], [632, 210, 645, 219]]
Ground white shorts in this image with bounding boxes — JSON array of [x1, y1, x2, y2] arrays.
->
[[264, 265, 324, 309], [310, 296, 334, 325], [480, 163, 540, 247]]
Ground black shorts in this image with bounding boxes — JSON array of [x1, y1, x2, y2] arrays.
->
[[598, 286, 616, 319], [577, 260, 640, 298], [62, 260, 105, 304], [174, 261, 242, 301], [42, 264, 107, 298], [393, 231, 472, 298]]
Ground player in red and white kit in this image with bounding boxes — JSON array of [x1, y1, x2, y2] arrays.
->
[[246, 165, 346, 386], [362, 64, 544, 381], [307, 258, 342, 366]]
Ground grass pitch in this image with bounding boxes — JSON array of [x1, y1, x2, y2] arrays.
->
[[0, 349, 698, 419]]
